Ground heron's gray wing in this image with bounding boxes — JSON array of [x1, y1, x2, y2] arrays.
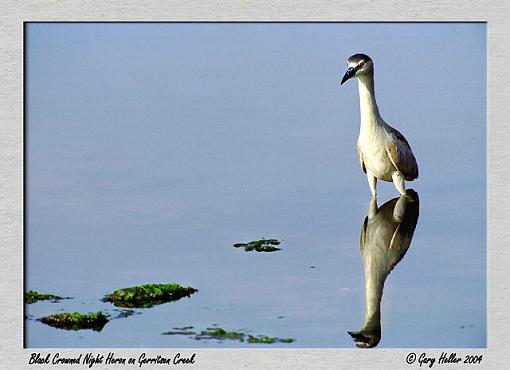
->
[[357, 143, 367, 174], [385, 127, 419, 180]]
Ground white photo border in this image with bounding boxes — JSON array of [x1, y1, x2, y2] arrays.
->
[[1, 1, 507, 369]]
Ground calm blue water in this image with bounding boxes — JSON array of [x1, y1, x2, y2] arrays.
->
[[25, 23, 486, 348]]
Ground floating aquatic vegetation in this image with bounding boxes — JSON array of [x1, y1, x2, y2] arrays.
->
[[163, 330, 196, 335], [39, 311, 108, 331], [247, 335, 290, 344], [103, 283, 198, 308], [233, 239, 281, 252], [195, 328, 246, 341], [180, 326, 295, 344], [25, 290, 68, 304], [162, 326, 196, 336], [276, 337, 294, 343]]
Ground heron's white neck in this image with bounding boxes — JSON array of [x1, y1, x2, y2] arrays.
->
[[357, 71, 382, 132]]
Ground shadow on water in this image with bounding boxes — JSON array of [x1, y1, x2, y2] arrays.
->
[[348, 189, 420, 348]]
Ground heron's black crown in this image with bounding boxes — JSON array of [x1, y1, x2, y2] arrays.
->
[[347, 53, 372, 65]]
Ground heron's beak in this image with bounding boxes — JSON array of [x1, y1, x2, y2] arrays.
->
[[341, 67, 357, 85]]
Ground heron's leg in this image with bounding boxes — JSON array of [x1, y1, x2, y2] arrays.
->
[[367, 172, 377, 197], [392, 171, 406, 196], [368, 195, 378, 220]]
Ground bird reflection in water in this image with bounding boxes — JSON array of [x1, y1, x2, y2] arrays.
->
[[348, 189, 419, 348]]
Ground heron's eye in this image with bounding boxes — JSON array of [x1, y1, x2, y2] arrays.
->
[[358, 61, 365, 68]]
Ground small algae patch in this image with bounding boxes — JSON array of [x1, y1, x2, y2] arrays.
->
[[161, 324, 295, 344], [247, 335, 295, 344], [163, 330, 196, 336], [163, 331, 196, 336], [39, 311, 108, 331], [25, 290, 68, 304], [195, 328, 246, 342], [190, 326, 295, 344], [254, 245, 281, 252], [277, 337, 295, 343], [233, 238, 281, 253], [162, 326, 196, 336], [247, 335, 277, 344], [103, 283, 198, 308]]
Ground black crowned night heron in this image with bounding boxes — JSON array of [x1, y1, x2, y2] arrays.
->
[[348, 189, 420, 348], [341, 53, 418, 197]]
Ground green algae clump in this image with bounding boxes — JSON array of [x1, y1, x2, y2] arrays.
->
[[233, 239, 281, 253], [247, 335, 277, 344], [39, 311, 108, 331], [191, 326, 295, 344], [25, 290, 66, 304], [247, 335, 295, 344], [278, 337, 295, 343], [195, 328, 246, 341], [103, 283, 198, 308]]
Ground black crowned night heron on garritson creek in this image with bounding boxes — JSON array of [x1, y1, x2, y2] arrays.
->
[[341, 53, 418, 197]]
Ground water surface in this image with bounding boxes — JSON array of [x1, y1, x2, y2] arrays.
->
[[26, 23, 486, 348]]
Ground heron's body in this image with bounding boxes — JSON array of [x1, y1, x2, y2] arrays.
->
[[341, 54, 418, 196], [358, 122, 396, 183]]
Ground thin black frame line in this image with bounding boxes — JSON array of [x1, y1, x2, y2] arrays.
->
[[22, 20, 488, 24], [23, 20, 27, 349]]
